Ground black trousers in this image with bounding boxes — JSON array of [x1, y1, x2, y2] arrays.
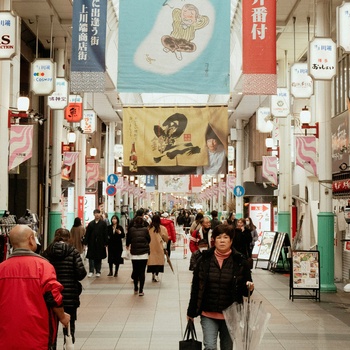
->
[[131, 259, 148, 292]]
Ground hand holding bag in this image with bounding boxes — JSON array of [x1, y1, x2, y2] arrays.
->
[[121, 249, 131, 260], [64, 324, 74, 350], [179, 319, 202, 349]]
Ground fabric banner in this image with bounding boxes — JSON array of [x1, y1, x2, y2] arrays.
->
[[242, 0, 277, 94], [86, 163, 100, 187], [70, 0, 107, 92], [118, 0, 230, 94], [123, 106, 228, 175], [226, 174, 236, 191], [158, 175, 189, 193], [262, 156, 278, 186], [63, 152, 80, 166], [190, 175, 202, 193], [296, 136, 317, 176], [8, 125, 33, 170]]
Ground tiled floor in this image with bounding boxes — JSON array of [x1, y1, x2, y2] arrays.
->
[[56, 246, 350, 350]]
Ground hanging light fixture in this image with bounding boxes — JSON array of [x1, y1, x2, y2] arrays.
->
[[300, 106, 311, 124], [67, 131, 76, 143], [90, 147, 97, 157], [17, 96, 30, 112]]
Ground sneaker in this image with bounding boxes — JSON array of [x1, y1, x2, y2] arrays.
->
[[87, 272, 93, 278], [96, 273, 101, 278], [139, 292, 144, 296], [154, 276, 159, 282]]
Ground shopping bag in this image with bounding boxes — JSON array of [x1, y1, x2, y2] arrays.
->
[[121, 249, 131, 260], [64, 324, 74, 350], [179, 319, 202, 349]]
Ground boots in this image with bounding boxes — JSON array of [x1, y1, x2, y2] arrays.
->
[[107, 264, 113, 277]]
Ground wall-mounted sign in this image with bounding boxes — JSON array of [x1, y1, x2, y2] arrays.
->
[[31, 58, 56, 95], [47, 78, 68, 109], [337, 2, 350, 53], [227, 146, 235, 162], [308, 37, 336, 80], [290, 63, 313, 98], [256, 107, 272, 132], [81, 110, 96, 134], [0, 11, 17, 59], [65, 95, 83, 122], [271, 88, 290, 117]]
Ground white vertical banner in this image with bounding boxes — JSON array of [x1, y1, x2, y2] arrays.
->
[[256, 107, 272, 132], [271, 88, 290, 117], [47, 78, 68, 109], [290, 63, 313, 98], [337, 2, 350, 53], [81, 110, 97, 134]]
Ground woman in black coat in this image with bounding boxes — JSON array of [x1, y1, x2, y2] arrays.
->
[[187, 224, 254, 350], [107, 215, 125, 277], [43, 228, 87, 348]]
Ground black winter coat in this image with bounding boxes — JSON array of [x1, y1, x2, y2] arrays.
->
[[187, 247, 252, 318], [84, 219, 108, 259], [42, 241, 87, 309], [107, 224, 125, 264], [126, 224, 150, 256]]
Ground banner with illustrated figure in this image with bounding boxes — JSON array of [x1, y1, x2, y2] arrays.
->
[[118, 0, 230, 94], [123, 106, 228, 175]]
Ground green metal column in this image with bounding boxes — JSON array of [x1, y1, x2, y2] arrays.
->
[[48, 211, 61, 244], [318, 212, 336, 292], [277, 212, 290, 235]]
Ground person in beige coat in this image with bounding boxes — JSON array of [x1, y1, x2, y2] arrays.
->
[[70, 217, 85, 254], [147, 214, 169, 282]]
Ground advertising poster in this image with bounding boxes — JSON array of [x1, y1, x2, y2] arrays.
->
[[292, 251, 320, 289]]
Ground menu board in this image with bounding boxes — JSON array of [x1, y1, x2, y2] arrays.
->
[[292, 251, 320, 289], [257, 231, 277, 260]]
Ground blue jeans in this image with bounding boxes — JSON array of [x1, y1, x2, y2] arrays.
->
[[200, 315, 233, 350]]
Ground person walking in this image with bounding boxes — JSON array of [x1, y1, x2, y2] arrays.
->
[[147, 214, 168, 282], [224, 212, 237, 228], [189, 212, 203, 234], [70, 217, 85, 255], [107, 215, 125, 277], [187, 224, 254, 350], [245, 217, 259, 256], [42, 228, 87, 349], [189, 216, 212, 253], [233, 218, 253, 258], [126, 216, 151, 296], [210, 210, 221, 230], [0, 225, 70, 350], [84, 209, 108, 278], [160, 212, 177, 257]]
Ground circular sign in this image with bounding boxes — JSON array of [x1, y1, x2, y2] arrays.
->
[[233, 185, 245, 197], [107, 173, 118, 185], [106, 185, 117, 196]]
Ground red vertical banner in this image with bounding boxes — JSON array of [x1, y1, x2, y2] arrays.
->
[[190, 175, 202, 193], [243, 0, 277, 95], [78, 196, 84, 224]]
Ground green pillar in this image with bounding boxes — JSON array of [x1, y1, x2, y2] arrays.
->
[[48, 211, 61, 244], [277, 211, 291, 236], [318, 212, 336, 292]]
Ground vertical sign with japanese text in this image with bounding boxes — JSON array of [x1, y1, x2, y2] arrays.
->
[[290, 63, 313, 98], [31, 59, 56, 95], [0, 11, 17, 59], [47, 78, 68, 109], [243, 0, 276, 95], [71, 0, 107, 92]]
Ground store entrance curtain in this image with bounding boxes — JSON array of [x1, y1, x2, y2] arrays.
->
[[242, 0, 277, 95], [118, 0, 230, 94], [123, 106, 227, 169]]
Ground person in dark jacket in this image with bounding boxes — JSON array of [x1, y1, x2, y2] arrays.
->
[[126, 216, 151, 296], [84, 209, 108, 278], [107, 215, 125, 277], [210, 210, 221, 230], [233, 218, 253, 258], [43, 228, 87, 349], [187, 224, 254, 350]]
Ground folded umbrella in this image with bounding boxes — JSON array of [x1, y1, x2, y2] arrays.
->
[[164, 249, 175, 274]]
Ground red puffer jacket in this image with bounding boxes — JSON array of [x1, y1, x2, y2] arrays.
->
[[160, 218, 177, 243], [0, 250, 64, 350]]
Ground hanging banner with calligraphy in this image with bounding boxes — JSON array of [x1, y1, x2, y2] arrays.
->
[[70, 0, 107, 92], [65, 95, 83, 122], [308, 37, 336, 80], [8, 125, 33, 170], [296, 136, 317, 176], [290, 63, 313, 98], [118, 0, 230, 94], [242, 0, 277, 95], [81, 110, 97, 134], [0, 11, 17, 59], [123, 106, 228, 175], [262, 156, 278, 186]]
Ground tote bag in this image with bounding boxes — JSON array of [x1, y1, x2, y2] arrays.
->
[[179, 319, 202, 349]]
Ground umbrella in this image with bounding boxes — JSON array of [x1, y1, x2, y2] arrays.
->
[[223, 291, 271, 350], [164, 249, 175, 274]]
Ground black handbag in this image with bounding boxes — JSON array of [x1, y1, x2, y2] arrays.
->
[[179, 319, 202, 349]]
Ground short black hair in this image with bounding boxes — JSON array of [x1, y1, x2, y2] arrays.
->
[[211, 210, 218, 218], [212, 224, 234, 240], [136, 208, 144, 217], [93, 209, 101, 214]]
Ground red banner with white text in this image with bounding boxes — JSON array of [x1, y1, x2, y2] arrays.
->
[[242, 0, 277, 95]]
